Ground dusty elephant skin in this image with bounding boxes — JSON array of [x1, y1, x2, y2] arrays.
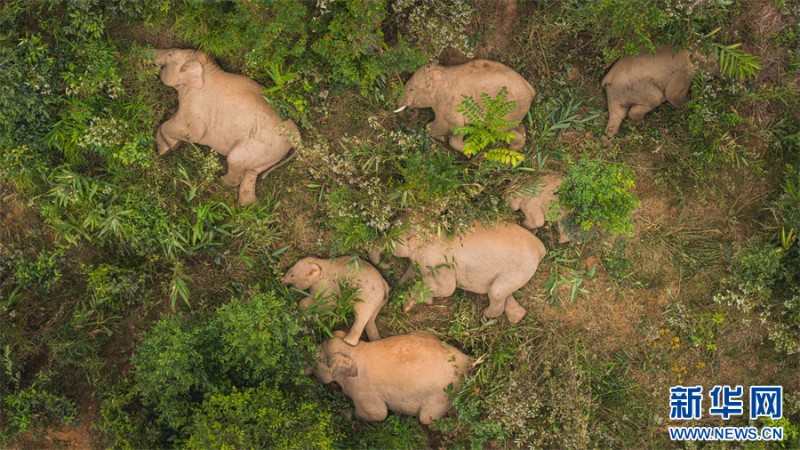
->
[[313, 330, 472, 424], [396, 60, 535, 152], [602, 46, 696, 137], [154, 48, 299, 205], [283, 256, 388, 346], [508, 174, 570, 243], [371, 221, 546, 323]]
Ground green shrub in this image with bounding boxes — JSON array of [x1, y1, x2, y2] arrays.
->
[[102, 291, 333, 447], [560, 158, 639, 236], [1, 381, 77, 439]]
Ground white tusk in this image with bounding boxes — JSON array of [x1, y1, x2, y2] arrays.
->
[[393, 105, 407, 113]]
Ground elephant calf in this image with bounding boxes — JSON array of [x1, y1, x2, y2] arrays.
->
[[283, 256, 388, 346], [602, 46, 695, 137], [154, 48, 299, 205], [508, 174, 570, 243], [313, 330, 472, 424], [395, 60, 535, 152], [371, 221, 547, 323]]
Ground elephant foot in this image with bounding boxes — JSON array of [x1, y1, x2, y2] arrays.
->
[[222, 174, 241, 188], [504, 297, 527, 324], [343, 333, 360, 347], [482, 303, 505, 319], [237, 171, 258, 205]]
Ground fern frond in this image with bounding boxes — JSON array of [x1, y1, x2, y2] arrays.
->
[[485, 148, 524, 167], [713, 43, 761, 81]]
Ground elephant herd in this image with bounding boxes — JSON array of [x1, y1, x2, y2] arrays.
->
[[153, 45, 702, 423]]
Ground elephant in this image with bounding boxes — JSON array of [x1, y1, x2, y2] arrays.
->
[[370, 221, 546, 323], [313, 330, 472, 424], [602, 46, 695, 137], [507, 174, 570, 243], [283, 256, 388, 346], [394, 60, 535, 152], [154, 48, 299, 205]]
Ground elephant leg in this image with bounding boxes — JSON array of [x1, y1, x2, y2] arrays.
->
[[605, 101, 629, 137], [485, 282, 516, 319], [237, 170, 259, 205], [364, 304, 381, 341], [628, 104, 655, 121], [509, 124, 526, 151], [448, 134, 466, 152], [419, 398, 450, 425], [344, 301, 372, 346], [427, 118, 450, 142], [354, 397, 389, 422], [223, 145, 258, 188], [157, 119, 186, 155], [503, 295, 527, 324], [665, 74, 691, 109], [399, 264, 416, 284]]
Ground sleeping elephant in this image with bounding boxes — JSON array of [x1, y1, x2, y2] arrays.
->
[[154, 48, 299, 205], [370, 221, 546, 323], [282, 256, 388, 346], [395, 60, 535, 152], [602, 46, 696, 137], [507, 174, 570, 243], [313, 330, 472, 424]]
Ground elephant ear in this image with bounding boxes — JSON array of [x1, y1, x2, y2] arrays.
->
[[425, 67, 446, 90], [330, 352, 358, 378], [305, 262, 323, 283], [179, 59, 204, 89]]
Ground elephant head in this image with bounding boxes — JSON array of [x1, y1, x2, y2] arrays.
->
[[313, 330, 357, 384], [154, 48, 211, 89], [395, 63, 446, 113], [282, 257, 323, 291]]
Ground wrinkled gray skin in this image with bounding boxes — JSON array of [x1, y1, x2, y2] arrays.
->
[[283, 256, 388, 346], [154, 48, 299, 205], [508, 174, 570, 243], [313, 330, 472, 424], [396, 60, 535, 151], [370, 221, 546, 323], [602, 46, 695, 137]]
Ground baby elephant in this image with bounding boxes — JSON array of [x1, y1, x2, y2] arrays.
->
[[395, 60, 535, 152], [507, 174, 570, 243], [313, 330, 472, 424], [602, 46, 695, 137], [371, 221, 546, 323], [283, 256, 388, 346], [154, 48, 299, 205]]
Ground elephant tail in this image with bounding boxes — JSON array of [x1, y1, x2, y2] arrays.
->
[[258, 147, 297, 180]]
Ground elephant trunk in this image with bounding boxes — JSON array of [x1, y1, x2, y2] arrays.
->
[[368, 249, 383, 265], [154, 49, 169, 66]]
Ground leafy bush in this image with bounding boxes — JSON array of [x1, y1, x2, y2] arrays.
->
[[715, 165, 800, 355], [391, 0, 475, 59], [560, 158, 639, 235], [1, 382, 77, 439], [101, 290, 334, 447], [453, 87, 525, 167]]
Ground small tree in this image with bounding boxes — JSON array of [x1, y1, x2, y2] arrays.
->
[[560, 158, 639, 236]]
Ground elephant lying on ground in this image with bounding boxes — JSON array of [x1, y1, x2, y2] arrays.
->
[[395, 60, 535, 151], [313, 330, 472, 424], [370, 221, 546, 323], [602, 46, 700, 137], [283, 256, 388, 346], [154, 48, 299, 205], [508, 174, 570, 243]]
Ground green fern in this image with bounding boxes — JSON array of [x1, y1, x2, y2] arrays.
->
[[713, 43, 761, 81], [453, 87, 523, 166]]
